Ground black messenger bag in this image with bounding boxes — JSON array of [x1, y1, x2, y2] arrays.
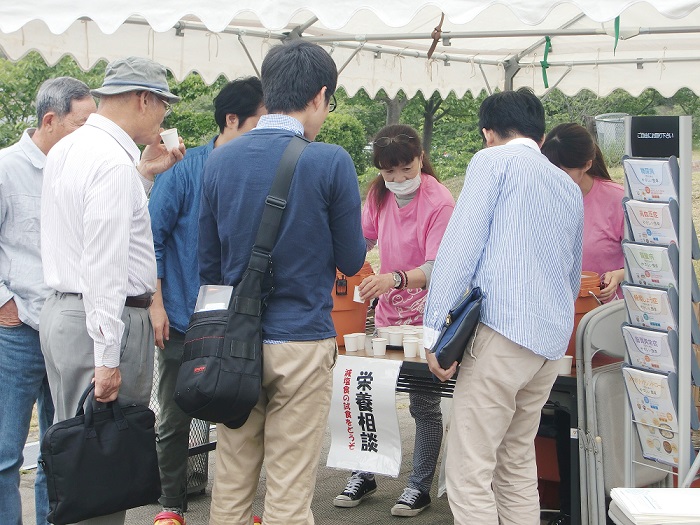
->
[[174, 136, 309, 429]]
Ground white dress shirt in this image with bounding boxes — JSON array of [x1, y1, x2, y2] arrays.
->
[[41, 113, 156, 368]]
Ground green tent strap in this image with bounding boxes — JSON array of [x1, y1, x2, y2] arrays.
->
[[540, 36, 552, 89], [614, 16, 620, 55]]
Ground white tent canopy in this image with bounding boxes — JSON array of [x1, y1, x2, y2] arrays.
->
[[2, 1, 700, 98]]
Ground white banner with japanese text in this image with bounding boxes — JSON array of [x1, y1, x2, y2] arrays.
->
[[326, 355, 402, 476]]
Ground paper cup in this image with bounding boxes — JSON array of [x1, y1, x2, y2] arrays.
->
[[388, 330, 403, 347], [418, 344, 426, 360], [353, 286, 364, 303], [403, 337, 419, 358], [372, 337, 387, 356], [556, 355, 574, 375], [377, 327, 390, 339], [354, 333, 366, 350], [160, 128, 179, 150], [344, 333, 360, 352]]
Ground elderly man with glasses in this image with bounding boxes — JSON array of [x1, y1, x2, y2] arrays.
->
[[39, 56, 185, 525]]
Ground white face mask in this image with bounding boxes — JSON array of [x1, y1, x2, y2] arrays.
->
[[385, 173, 421, 196]]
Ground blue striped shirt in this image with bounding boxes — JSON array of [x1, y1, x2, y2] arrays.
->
[[423, 138, 584, 359]]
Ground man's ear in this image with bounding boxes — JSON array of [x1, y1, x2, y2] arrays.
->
[[225, 113, 239, 130], [40, 111, 57, 131], [312, 86, 327, 112], [482, 128, 496, 147]]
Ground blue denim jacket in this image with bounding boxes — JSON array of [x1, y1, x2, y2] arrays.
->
[[0, 129, 52, 329], [149, 138, 216, 334]]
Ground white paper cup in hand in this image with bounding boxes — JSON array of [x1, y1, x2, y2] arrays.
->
[[556, 355, 574, 375], [160, 128, 179, 150], [372, 337, 387, 356], [403, 337, 419, 358], [344, 334, 360, 352], [353, 286, 364, 303]]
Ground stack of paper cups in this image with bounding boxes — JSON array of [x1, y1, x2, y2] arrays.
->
[[388, 329, 403, 347]]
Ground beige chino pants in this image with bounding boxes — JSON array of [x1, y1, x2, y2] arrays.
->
[[445, 323, 560, 525], [209, 338, 337, 525]]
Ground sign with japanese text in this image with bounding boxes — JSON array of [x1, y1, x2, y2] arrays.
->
[[629, 116, 680, 158], [326, 355, 402, 476]]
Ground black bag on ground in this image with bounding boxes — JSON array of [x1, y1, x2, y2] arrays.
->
[[431, 286, 482, 369], [174, 136, 309, 429], [39, 383, 160, 525]]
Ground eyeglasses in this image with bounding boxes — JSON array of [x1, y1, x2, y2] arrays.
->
[[159, 98, 172, 118], [151, 93, 172, 117], [373, 134, 414, 147], [329, 94, 337, 113]]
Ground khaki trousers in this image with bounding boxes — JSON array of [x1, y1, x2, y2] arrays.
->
[[209, 339, 337, 525], [445, 324, 560, 525]]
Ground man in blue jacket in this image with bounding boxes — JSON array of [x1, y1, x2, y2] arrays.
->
[[148, 77, 265, 525], [200, 40, 366, 525]]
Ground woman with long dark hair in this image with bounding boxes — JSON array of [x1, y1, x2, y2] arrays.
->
[[333, 124, 455, 516], [541, 123, 625, 301]]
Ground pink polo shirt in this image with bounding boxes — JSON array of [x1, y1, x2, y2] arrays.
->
[[362, 174, 455, 327], [582, 178, 625, 292]]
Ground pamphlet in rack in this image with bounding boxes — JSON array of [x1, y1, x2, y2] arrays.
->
[[622, 366, 699, 466], [622, 156, 679, 203]]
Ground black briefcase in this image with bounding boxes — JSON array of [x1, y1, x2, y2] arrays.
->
[[40, 383, 160, 525]]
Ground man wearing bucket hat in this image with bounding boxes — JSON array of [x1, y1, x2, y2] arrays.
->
[[40, 56, 185, 525]]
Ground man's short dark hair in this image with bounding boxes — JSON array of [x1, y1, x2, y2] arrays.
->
[[261, 40, 337, 114], [213, 77, 264, 133], [478, 88, 545, 143], [35, 77, 92, 128]]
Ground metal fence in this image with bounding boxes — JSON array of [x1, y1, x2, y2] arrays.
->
[[149, 354, 211, 495]]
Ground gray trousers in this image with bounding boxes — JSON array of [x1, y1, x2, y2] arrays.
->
[[40, 292, 155, 525], [156, 330, 191, 509]]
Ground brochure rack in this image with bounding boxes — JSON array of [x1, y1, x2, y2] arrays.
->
[[621, 116, 699, 487]]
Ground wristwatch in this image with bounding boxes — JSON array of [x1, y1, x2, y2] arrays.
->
[[392, 271, 402, 289]]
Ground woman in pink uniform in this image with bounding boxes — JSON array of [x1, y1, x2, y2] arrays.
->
[[541, 123, 625, 301], [333, 125, 454, 517]]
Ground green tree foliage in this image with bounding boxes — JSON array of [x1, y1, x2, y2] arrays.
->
[[164, 72, 228, 148], [316, 112, 369, 177], [336, 88, 386, 141], [398, 90, 485, 179], [543, 88, 660, 128], [0, 52, 105, 148]]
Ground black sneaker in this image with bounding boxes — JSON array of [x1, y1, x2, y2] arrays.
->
[[390, 487, 431, 517], [333, 474, 377, 508]]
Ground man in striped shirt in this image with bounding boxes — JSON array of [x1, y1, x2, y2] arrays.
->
[[40, 57, 185, 525], [423, 89, 583, 525]]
